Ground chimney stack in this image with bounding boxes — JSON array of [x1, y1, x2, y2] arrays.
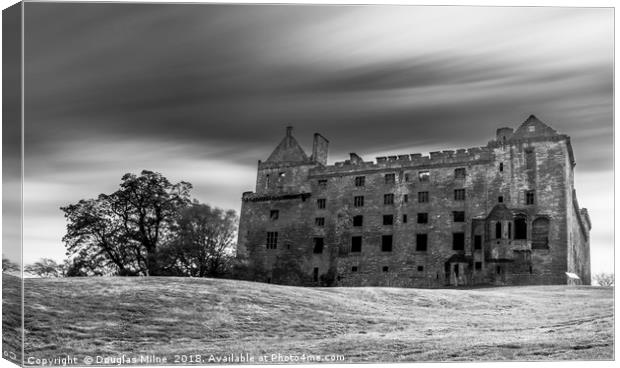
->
[[312, 133, 329, 165]]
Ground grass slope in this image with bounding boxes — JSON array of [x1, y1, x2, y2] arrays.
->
[[12, 276, 614, 363]]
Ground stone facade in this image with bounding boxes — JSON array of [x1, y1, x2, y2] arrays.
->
[[237, 115, 591, 287]]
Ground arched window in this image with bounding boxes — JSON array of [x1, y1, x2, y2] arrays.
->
[[495, 222, 502, 239], [532, 217, 550, 249], [514, 216, 527, 239]]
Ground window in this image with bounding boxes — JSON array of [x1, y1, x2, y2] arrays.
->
[[453, 211, 465, 222], [384, 193, 394, 205], [499, 162, 504, 172], [313, 267, 319, 282], [402, 214, 408, 223], [454, 168, 466, 179], [528, 126, 535, 132], [382, 266, 389, 272], [454, 189, 466, 201], [418, 191, 429, 203], [525, 148, 535, 169], [515, 216, 527, 239], [313, 237, 324, 254], [351, 266, 358, 272], [495, 222, 502, 239], [403, 194, 408, 203], [315, 217, 325, 226], [270, 210, 279, 220], [318, 179, 327, 188], [526, 190, 535, 205], [266, 232, 278, 249], [383, 215, 394, 226], [385, 173, 396, 184], [353, 215, 363, 227], [496, 266, 502, 275], [417, 266, 424, 272], [417, 213, 429, 224], [354, 195, 364, 207], [508, 222, 512, 239], [453, 232, 465, 250], [418, 171, 430, 182], [265, 174, 270, 187], [381, 235, 393, 252], [474, 235, 482, 250], [351, 236, 362, 252], [317, 198, 326, 209], [355, 176, 365, 187], [475, 262, 482, 270], [416, 234, 428, 251], [498, 196, 504, 203], [405, 173, 410, 182]]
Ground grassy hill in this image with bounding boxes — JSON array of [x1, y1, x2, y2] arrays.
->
[[3, 275, 614, 363]]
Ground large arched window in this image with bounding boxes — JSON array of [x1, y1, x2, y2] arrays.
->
[[514, 216, 527, 239], [532, 217, 550, 249]]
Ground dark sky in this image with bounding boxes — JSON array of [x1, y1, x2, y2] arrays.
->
[[13, 3, 613, 274]]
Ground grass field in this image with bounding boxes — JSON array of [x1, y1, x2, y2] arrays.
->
[[3, 275, 614, 364]]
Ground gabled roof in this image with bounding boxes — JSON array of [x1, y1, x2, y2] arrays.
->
[[510, 115, 559, 140], [265, 127, 310, 163]]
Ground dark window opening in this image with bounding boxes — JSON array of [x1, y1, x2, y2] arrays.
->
[[508, 222, 512, 239], [383, 215, 394, 225], [266, 232, 278, 249], [418, 171, 430, 182], [474, 235, 482, 250], [453, 211, 465, 222], [403, 214, 408, 223], [405, 173, 410, 182], [381, 235, 393, 252], [353, 215, 363, 227], [454, 168, 466, 179], [270, 210, 279, 220], [355, 176, 365, 187], [313, 237, 324, 254], [315, 217, 325, 226], [499, 162, 504, 172], [384, 193, 394, 205], [475, 262, 482, 270], [498, 196, 504, 203], [382, 266, 389, 272], [385, 173, 396, 184], [495, 222, 502, 239], [454, 189, 466, 201], [354, 195, 364, 207], [417, 213, 429, 224], [416, 234, 428, 251], [317, 198, 326, 209], [496, 266, 501, 275], [515, 217, 527, 239], [351, 266, 358, 272], [313, 267, 319, 282], [529, 265, 533, 274], [454, 264, 459, 277], [403, 194, 408, 203], [453, 232, 465, 250], [526, 190, 535, 205], [417, 266, 424, 272], [351, 236, 362, 252], [265, 174, 270, 187], [418, 191, 429, 203], [318, 179, 327, 188]]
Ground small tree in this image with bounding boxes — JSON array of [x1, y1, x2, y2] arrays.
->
[[24, 258, 64, 278], [2, 256, 19, 273], [593, 272, 614, 287]]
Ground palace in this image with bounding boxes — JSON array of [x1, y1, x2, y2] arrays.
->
[[237, 115, 591, 287]]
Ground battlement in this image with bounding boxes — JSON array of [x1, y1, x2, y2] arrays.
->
[[312, 146, 491, 176]]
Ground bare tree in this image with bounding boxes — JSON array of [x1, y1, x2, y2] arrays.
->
[[593, 272, 614, 287], [2, 255, 19, 273]]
